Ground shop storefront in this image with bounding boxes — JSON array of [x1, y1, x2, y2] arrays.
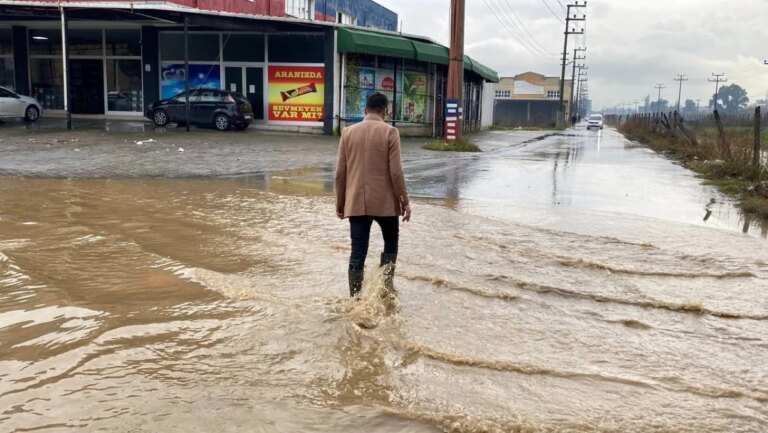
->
[[0, 4, 496, 136], [0, 28, 13, 90], [25, 27, 144, 115], [337, 28, 498, 136], [157, 31, 325, 125]]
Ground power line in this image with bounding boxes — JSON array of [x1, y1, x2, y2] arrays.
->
[[541, 0, 565, 23], [498, 0, 556, 55], [482, 0, 555, 57]]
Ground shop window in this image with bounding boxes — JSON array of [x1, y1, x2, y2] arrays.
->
[[377, 56, 397, 70], [337, 12, 356, 26], [29, 29, 62, 56], [403, 59, 428, 73], [107, 59, 143, 112], [68, 29, 103, 56], [268, 34, 323, 63], [222, 33, 265, 62], [106, 29, 141, 56], [160, 63, 221, 99], [160, 33, 219, 61], [0, 58, 13, 90], [0, 28, 11, 55], [30, 58, 64, 109], [345, 56, 432, 124], [285, 0, 314, 20]]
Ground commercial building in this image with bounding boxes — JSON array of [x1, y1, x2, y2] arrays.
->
[[492, 72, 572, 127], [0, 0, 497, 136]]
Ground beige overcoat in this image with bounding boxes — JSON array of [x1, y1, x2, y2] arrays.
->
[[334, 114, 409, 218]]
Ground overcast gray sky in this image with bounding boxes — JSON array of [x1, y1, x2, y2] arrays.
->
[[376, 0, 768, 110]]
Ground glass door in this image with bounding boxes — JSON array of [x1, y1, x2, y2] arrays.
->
[[225, 66, 244, 95], [245, 67, 264, 120]]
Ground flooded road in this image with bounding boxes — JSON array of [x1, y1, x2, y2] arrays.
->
[[1, 127, 767, 432]]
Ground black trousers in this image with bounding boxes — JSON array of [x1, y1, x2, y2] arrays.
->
[[348, 216, 399, 272]]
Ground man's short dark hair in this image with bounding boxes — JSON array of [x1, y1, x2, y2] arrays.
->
[[366, 92, 389, 113]]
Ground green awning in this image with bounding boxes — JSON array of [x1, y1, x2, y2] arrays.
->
[[337, 27, 499, 83], [412, 40, 449, 65], [337, 28, 415, 59], [471, 61, 500, 83]]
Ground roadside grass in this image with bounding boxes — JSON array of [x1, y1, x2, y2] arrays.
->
[[619, 119, 767, 221], [742, 195, 768, 218], [423, 138, 481, 152]]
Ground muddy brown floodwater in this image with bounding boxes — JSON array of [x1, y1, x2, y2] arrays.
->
[[1, 128, 767, 432]]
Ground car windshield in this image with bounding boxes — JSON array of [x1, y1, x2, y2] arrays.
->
[[589, 115, 603, 121]]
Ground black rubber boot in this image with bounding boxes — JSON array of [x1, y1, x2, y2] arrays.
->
[[380, 253, 397, 292], [348, 269, 364, 297]]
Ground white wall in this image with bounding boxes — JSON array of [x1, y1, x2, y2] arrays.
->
[[481, 82, 495, 129]]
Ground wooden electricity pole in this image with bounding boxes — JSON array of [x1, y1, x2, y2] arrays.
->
[[446, 0, 465, 141]]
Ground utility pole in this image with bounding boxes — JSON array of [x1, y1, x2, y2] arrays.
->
[[571, 62, 589, 116], [708, 73, 727, 111], [446, 0, 465, 141], [654, 83, 665, 115], [634, 100, 640, 115], [569, 47, 586, 122], [578, 77, 588, 116], [576, 70, 587, 117], [673, 74, 688, 113], [558, 1, 587, 127]]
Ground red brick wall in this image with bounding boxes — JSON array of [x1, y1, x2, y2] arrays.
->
[[32, 0, 286, 17]]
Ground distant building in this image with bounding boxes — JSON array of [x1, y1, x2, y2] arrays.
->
[[493, 72, 573, 127]]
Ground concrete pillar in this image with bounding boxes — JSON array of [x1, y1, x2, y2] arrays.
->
[[141, 26, 159, 106], [322, 26, 335, 135]]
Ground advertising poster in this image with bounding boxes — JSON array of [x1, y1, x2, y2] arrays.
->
[[160, 63, 221, 99], [401, 73, 428, 123], [268, 65, 325, 123], [378, 69, 395, 114], [344, 67, 376, 120]]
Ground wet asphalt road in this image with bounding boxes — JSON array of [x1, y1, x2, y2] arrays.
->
[[0, 118, 764, 237]]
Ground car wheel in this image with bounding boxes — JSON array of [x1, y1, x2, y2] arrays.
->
[[153, 109, 170, 127], [24, 105, 40, 122], [214, 113, 230, 131]]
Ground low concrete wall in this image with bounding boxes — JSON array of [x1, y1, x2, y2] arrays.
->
[[339, 120, 433, 137]]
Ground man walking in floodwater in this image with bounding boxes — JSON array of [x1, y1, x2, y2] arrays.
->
[[335, 92, 411, 297]]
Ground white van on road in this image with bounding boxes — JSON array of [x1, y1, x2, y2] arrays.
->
[[586, 114, 604, 130]]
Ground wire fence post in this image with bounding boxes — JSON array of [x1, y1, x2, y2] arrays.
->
[[754, 106, 762, 168]]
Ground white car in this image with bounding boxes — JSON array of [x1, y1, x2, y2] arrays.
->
[[0, 86, 43, 122], [586, 114, 604, 130]]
